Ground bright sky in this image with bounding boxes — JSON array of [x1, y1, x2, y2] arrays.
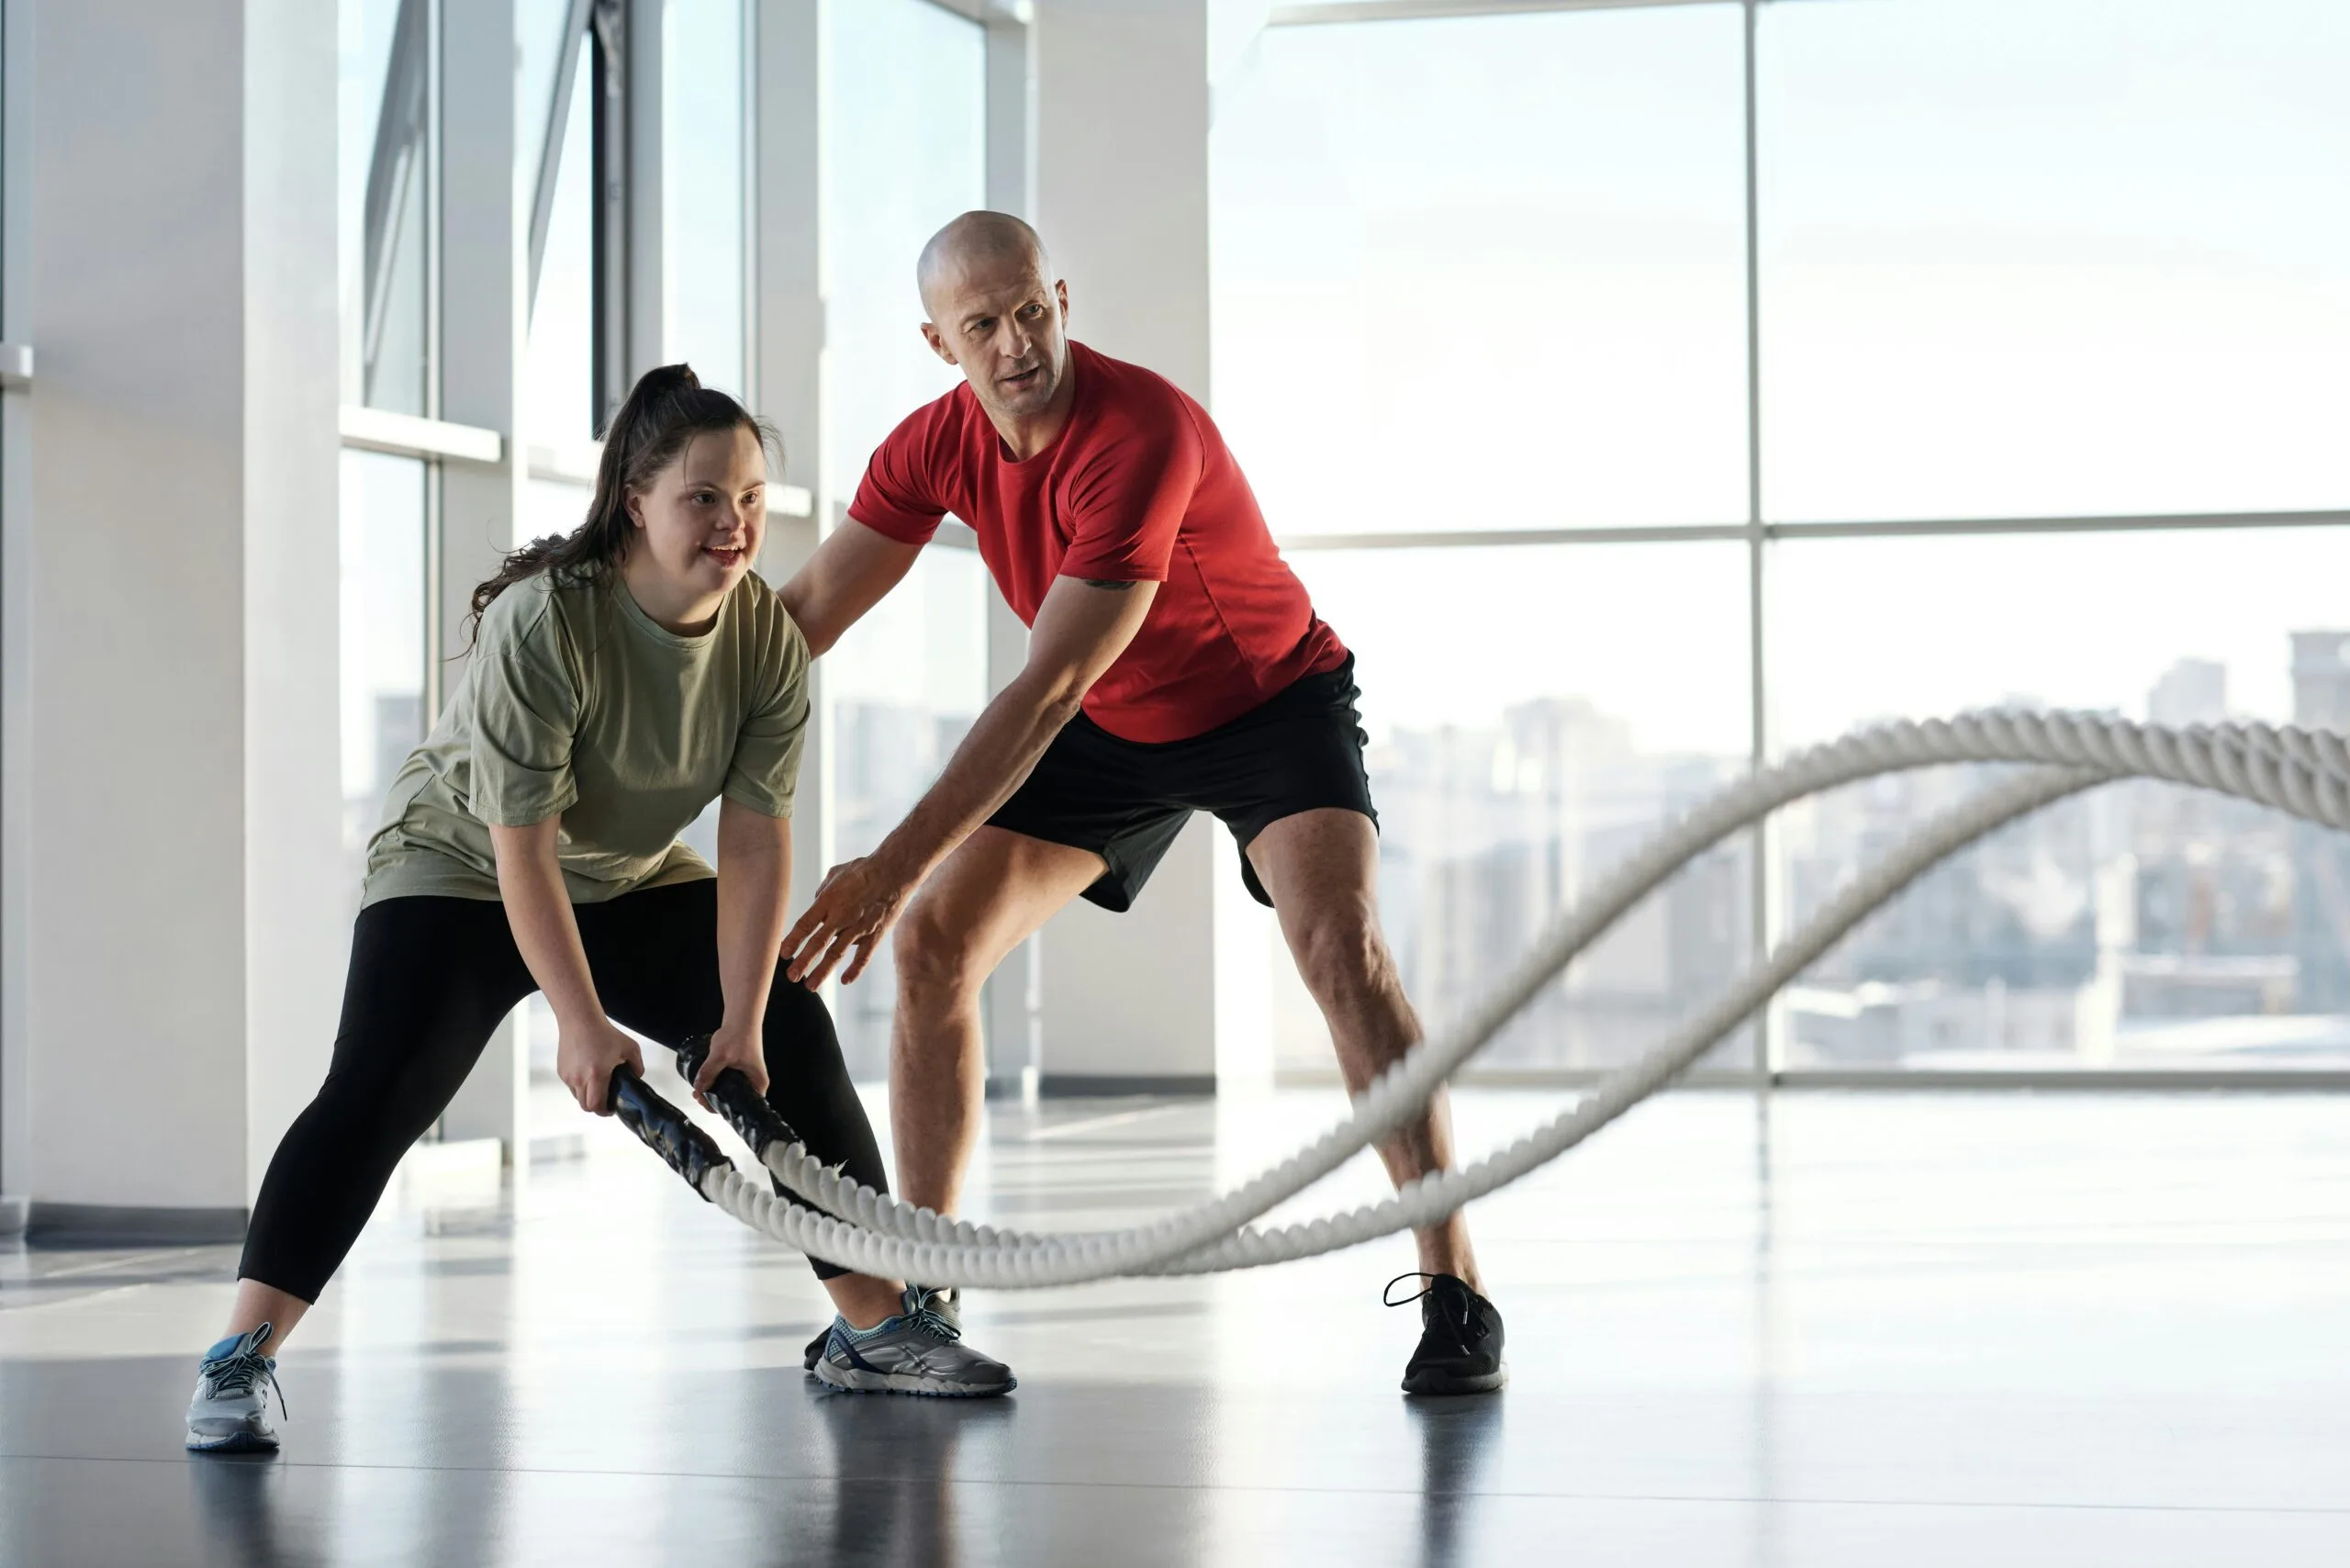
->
[[819, 0, 990, 711], [1213, 0, 2350, 747]]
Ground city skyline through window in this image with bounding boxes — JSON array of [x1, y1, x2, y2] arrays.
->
[[1213, 0, 2350, 1075]]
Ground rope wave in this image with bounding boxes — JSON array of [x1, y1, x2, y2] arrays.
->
[[654, 711, 2350, 1287]]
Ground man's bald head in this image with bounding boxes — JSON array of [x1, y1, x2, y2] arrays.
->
[[917, 211, 1050, 319], [915, 211, 1071, 425]]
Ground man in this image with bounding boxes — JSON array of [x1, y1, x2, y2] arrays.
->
[[778, 211, 1504, 1395]]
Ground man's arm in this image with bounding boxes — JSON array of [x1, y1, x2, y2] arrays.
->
[[782, 573, 1159, 986], [777, 517, 924, 656]]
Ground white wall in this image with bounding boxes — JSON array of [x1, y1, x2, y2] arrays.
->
[[243, 0, 350, 1199], [436, 0, 534, 1150], [6, 0, 341, 1224]]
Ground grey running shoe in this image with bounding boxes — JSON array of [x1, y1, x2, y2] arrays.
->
[[811, 1285, 1014, 1398], [805, 1283, 957, 1371], [1389, 1273, 1508, 1396], [186, 1324, 285, 1453]]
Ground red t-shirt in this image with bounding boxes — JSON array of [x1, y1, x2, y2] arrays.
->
[[848, 342, 1348, 744]]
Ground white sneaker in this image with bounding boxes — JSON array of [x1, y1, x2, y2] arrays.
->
[[185, 1324, 285, 1453]]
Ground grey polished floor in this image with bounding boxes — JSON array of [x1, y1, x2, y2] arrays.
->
[[6, 1085, 2350, 1566]]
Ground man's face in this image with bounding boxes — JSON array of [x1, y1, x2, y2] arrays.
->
[[921, 252, 1070, 422]]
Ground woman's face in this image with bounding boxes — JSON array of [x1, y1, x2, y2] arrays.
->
[[623, 425, 768, 613]]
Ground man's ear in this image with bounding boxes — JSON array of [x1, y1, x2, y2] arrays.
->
[[921, 320, 957, 367]]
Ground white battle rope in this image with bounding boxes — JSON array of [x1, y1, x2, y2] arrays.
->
[[688, 712, 2350, 1287]]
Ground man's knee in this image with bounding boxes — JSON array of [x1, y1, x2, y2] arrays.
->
[[1292, 902, 1396, 1007], [893, 899, 990, 1011]]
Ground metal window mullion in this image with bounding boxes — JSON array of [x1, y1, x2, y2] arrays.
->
[[626, 0, 665, 381], [1270, 0, 1736, 25], [1272, 510, 2350, 551], [422, 0, 445, 710], [1742, 0, 1773, 1083], [739, 0, 759, 409], [591, 0, 629, 433]]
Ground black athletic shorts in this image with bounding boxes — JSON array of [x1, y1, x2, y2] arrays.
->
[[988, 655, 1377, 912]]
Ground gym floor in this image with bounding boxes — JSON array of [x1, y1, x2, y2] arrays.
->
[[5, 1084, 2348, 1566]]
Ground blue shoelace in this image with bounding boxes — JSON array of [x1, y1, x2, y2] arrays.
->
[[203, 1338, 288, 1423]]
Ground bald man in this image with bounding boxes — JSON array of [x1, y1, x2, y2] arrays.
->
[[778, 212, 1504, 1396]]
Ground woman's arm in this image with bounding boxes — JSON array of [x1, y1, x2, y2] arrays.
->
[[488, 817, 643, 1114], [692, 799, 794, 1100]]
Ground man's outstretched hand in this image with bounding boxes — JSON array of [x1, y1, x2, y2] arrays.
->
[[783, 856, 916, 987]]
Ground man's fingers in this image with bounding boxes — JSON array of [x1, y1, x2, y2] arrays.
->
[[784, 930, 825, 984], [807, 928, 861, 989], [841, 932, 879, 985], [781, 906, 826, 969]]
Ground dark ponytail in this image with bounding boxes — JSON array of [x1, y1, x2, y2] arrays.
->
[[466, 363, 781, 641]]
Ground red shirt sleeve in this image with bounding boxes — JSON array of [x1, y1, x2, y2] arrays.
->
[[1056, 400, 1205, 584], [846, 400, 953, 545]]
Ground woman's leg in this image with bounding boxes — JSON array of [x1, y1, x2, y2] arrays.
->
[[583, 880, 903, 1324], [229, 897, 536, 1347], [753, 977, 904, 1327]]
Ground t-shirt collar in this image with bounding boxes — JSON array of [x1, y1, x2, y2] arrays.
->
[[991, 341, 1090, 467], [610, 573, 728, 650]]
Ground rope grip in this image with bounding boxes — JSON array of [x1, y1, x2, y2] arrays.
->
[[674, 1033, 802, 1159], [608, 1066, 733, 1201]]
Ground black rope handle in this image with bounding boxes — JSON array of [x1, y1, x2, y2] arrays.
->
[[675, 1033, 803, 1160], [608, 1066, 733, 1202]]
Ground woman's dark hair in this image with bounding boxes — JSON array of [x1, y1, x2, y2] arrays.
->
[[467, 363, 780, 641]]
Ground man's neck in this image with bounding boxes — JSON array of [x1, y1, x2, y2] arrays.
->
[[984, 351, 1081, 462]]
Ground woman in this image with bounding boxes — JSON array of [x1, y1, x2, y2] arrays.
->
[[187, 366, 1013, 1454]]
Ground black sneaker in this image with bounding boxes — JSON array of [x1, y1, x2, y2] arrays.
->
[[1387, 1273, 1507, 1396]]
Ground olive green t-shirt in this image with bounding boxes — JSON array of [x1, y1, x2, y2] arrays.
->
[[361, 569, 810, 908]]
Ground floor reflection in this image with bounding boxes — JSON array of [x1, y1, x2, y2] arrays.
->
[[1410, 1397, 1504, 1568], [778, 1388, 1014, 1567], [8, 1090, 2350, 1564]]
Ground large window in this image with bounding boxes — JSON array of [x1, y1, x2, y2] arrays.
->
[[1759, 0, 2350, 522], [1276, 544, 1753, 1075], [337, 0, 434, 890], [1218, 0, 2350, 1077], [1215, 6, 1748, 536], [1774, 527, 2350, 1070], [663, 0, 748, 395], [340, 0, 431, 415], [820, 0, 990, 1075], [338, 451, 430, 905]]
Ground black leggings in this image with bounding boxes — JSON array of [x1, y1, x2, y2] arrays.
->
[[241, 879, 888, 1300]]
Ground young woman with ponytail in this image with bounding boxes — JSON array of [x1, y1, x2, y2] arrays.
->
[[185, 366, 1013, 1455]]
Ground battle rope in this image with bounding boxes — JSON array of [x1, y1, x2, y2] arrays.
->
[[608, 711, 2350, 1287]]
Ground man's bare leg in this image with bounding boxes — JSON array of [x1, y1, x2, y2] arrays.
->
[[888, 826, 1104, 1215], [1248, 808, 1483, 1294]]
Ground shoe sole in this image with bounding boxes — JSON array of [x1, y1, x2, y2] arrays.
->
[[1401, 1368, 1508, 1396], [186, 1428, 279, 1454], [810, 1358, 1015, 1399]]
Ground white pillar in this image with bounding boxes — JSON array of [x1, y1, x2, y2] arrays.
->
[[0, 0, 31, 1214], [5, 0, 341, 1238], [980, 5, 1043, 1099], [1027, 0, 1223, 1093], [754, 0, 828, 914], [436, 0, 535, 1152], [243, 0, 352, 1193]]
